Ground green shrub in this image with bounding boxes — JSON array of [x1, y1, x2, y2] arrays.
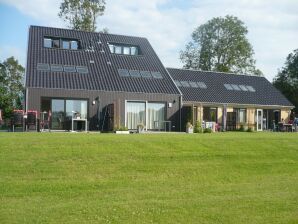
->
[[114, 126, 128, 131], [203, 128, 212, 133], [194, 120, 203, 133], [119, 126, 128, 131], [239, 124, 245, 132], [247, 127, 253, 132]]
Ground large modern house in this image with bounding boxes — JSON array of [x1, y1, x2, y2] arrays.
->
[[25, 26, 293, 132], [25, 26, 182, 131]]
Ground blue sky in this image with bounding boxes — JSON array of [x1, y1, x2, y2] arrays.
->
[[0, 0, 297, 81]]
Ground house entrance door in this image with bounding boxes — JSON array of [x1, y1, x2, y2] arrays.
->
[[226, 112, 236, 131]]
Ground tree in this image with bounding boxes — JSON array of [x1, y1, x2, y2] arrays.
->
[[59, 0, 106, 32], [273, 49, 298, 114], [180, 15, 262, 76], [0, 57, 25, 119]]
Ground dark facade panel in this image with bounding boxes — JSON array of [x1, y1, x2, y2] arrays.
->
[[27, 87, 181, 131]]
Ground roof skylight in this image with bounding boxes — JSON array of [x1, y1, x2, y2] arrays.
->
[[197, 82, 207, 89], [118, 69, 130, 77], [231, 84, 241, 91], [50, 64, 63, 72], [37, 63, 50, 71], [239, 85, 248, 91], [246, 86, 256, 92], [224, 84, 233, 90], [151, 72, 163, 79], [174, 80, 182, 87], [64, 65, 76, 73], [76, 66, 88, 74], [129, 70, 141, 77], [140, 71, 152, 78], [189, 81, 199, 88], [181, 81, 190, 87], [224, 83, 256, 92]]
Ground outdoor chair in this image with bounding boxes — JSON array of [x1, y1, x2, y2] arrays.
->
[[26, 111, 37, 131], [272, 122, 278, 132], [278, 123, 286, 132], [12, 110, 24, 132]]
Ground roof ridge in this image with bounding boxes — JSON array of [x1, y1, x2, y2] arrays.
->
[[30, 25, 148, 40], [166, 67, 264, 78]]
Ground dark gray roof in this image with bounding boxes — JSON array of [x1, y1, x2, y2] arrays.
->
[[167, 68, 293, 107], [25, 26, 180, 95]]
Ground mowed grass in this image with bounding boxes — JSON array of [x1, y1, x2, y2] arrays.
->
[[0, 132, 297, 224]]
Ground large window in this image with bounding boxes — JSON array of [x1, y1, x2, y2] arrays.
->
[[203, 107, 217, 122], [51, 99, 65, 130], [43, 37, 80, 50], [66, 100, 87, 120], [43, 98, 87, 130], [126, 102, 146, 129], [147, 103, 165, 130], [236, 108, 246, 123], [126, 102, 166, 130], [108, 43, 140, 55]]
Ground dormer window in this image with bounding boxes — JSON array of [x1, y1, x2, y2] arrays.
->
[[123, 46, 130, 55], [43, 36, 80, 50], [131, 47, 138, 55], [62, 40, 70, 49], [44, 38, 52, 48], [70, 41, 78, 50], [108, 43, 140, 56], [52, 39, 60, 48], [114, 46, 122, 54]]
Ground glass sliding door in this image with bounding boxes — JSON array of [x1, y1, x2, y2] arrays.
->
[[126, 102, 146, 129], [66, 100, 88, 120], [147, 103, 165, 130], [66, 100, 88, 130], [48, 99, 87, 130], [51, 99, 65, 130]]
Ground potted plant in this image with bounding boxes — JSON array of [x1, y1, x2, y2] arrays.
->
[[137, 123, 145, 133], [114, 126, 129, 134], [186, 122, 193, 133]]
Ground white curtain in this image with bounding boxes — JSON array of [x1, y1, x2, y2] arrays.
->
[[80, 101, 87, 119], [147, 103, 165, 130], [126, 102, 145, 129]]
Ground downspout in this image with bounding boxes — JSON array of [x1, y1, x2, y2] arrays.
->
[[24, 25, 30, 113], [179, 95, 183, 132], [25, 88, 29, 112]]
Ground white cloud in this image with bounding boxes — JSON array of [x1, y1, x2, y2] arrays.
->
[[0, 45, 26, 66], [0, 0, 63, 27], [1, 0, 298, 80]]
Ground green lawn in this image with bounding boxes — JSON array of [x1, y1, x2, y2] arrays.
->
[[0, 132, 297, 224]]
